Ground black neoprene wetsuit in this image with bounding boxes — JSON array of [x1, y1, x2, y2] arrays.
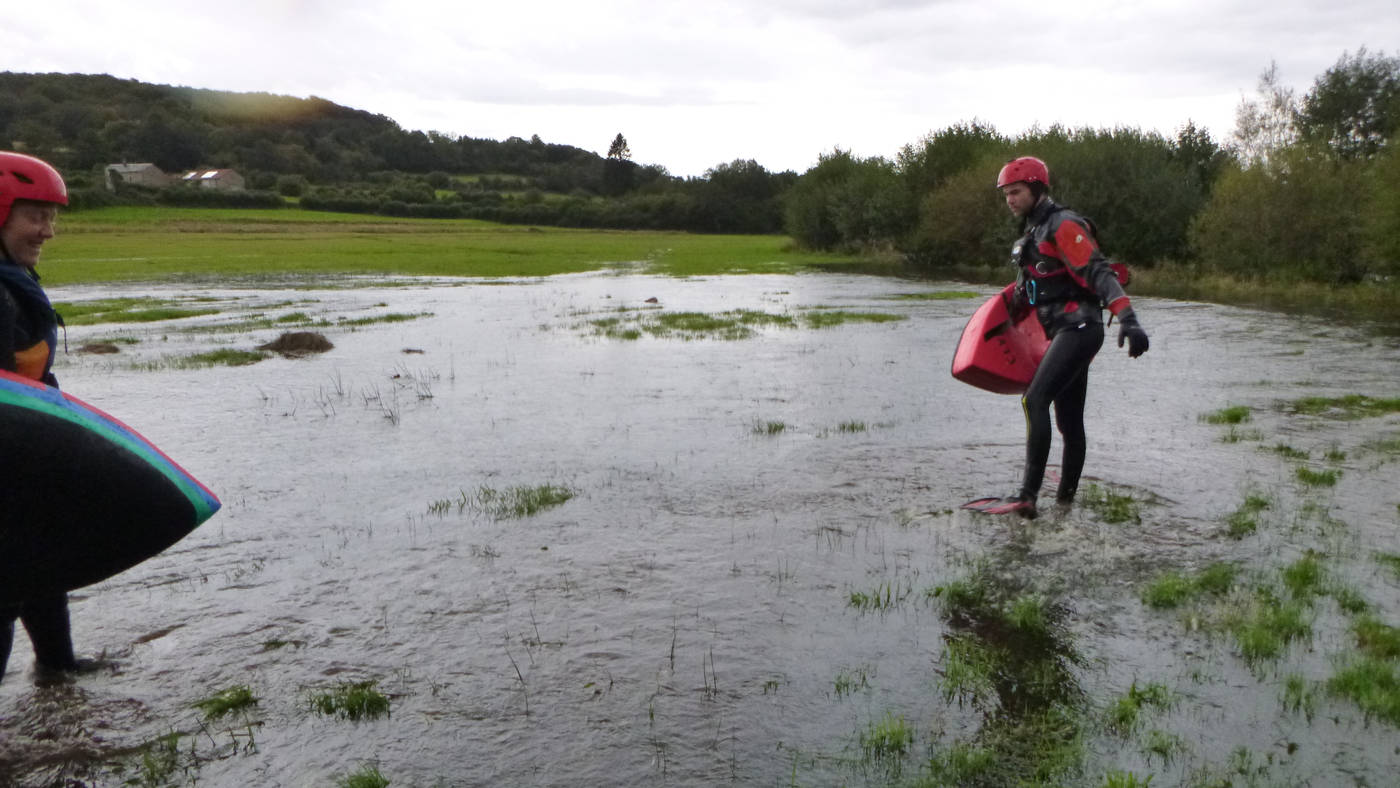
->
[[1011, 198, 1131, 503], [0, 259, 78, 682]]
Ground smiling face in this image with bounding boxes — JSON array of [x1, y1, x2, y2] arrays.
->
[[1, 200, 59, 268], [1000, 182, 1037, 218]]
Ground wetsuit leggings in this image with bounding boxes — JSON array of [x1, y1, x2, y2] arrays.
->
[[0, 592, 76, 683], [1019, 322, 1104, 501]]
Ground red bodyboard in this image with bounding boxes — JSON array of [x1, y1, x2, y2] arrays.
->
[[950, 284, 1050, 395]]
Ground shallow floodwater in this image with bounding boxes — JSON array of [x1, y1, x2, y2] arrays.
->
[[2, 272, 1397, 786]]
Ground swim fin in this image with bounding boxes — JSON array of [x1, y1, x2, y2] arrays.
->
[[960, 496, 1038, 519]]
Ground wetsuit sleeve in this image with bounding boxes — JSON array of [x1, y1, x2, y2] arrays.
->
[[1050, 219, 1131, 316]]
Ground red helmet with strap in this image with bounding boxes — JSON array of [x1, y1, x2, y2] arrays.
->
[[996, 156, 1049, 189], [0, 151, 69, 228]]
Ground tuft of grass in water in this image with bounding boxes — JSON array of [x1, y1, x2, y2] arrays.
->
[[1285, 394, 1400, 420], [336, 765, 391, 788], [1351, 615, 1400, 660], [848, 580, 910, 612], [590, 308, 795, 341], [1202, 404, 1252, 425], [837, 420, 867, 433], [1376, 552, 1400, 579], [337, 311, 432, 327], [1326, 658, 1400, 725], [1281, 673, 1317, 719], [1080, 484, 1141, 524], [1141, 562, 1237, 609], [130, 732, 188, 787], [1101, 771, 1156, 788], [891, 290, 981, 300], [1225, 493, 1271, 539], [752, 420, 787, 436], [308, 680, 391, 721], [834, 665, 872, 698], [800, 310, 904, 329], [1332, 585, 1370, 615], [1271, 443, 1309, 460], [925, 742, 998, 785], [1295, 466, 1341, 487], [1142, 728, 1186, 764], [1228, 596, 1312, 664], [858, 711, 915, 763], [1105, 681, 1173, 735], [940, 634, 999, 708], [1323, 446, 1347, 462], [56, 296, 222, 325], [1281, 552, 1327, 600], [466, 484, 576, 519], [156, 348, 268, 369], [192, 685, 258, 720]]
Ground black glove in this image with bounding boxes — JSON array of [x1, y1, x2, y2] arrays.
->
[[1117, 309, 1149, 358]]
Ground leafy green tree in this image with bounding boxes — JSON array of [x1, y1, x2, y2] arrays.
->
[[1232, 62, 1299, 165], [1190, 145, 1368, 282], [1297, 48, 1400, 160], [783, 149, 907, 251], [607, 133, 631, 160], [911, 155, 1017, 268], [1361, 144, 1400, 276], [899, 120, 1009, 198]]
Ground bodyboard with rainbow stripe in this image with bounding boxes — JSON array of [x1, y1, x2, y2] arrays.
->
[[0, 369, 220, 604]]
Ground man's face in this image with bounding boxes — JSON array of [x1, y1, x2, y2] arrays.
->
[[1, 201, 58, 268], [1000, 182, 1036, 218]]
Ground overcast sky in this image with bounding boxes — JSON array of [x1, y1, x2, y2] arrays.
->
[[9, 0, 1398, 177]]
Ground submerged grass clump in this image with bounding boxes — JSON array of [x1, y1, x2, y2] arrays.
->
[[192, 685, 258, 720], [309, 680, 391, 721], [1105, 681, 1174, 735], [859, 712, 915, 763], [1080, 484, 1141, 524], [752, 420, 787, 436], [589, 309, 794, 341], [1284, 394, 1400, 420], [336, 765, 391, 788], [1326, 658, 1400, 726], [890, 290, 981, 301], [1225, 493, 1271, 539], [154, 348, 268, 369], [1140, 562, 1238, 609], [1202, 404, 1252, 425], [469, 484, 576, 519], [799, 310, 904, 329], [834, 665, 872, 698], [56, 297, 222, 325], [1295, 466, 1341, 487]]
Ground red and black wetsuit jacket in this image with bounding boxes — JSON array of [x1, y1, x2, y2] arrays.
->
[[1012, 198, 1131, 338], [0, 259, 60, 387]]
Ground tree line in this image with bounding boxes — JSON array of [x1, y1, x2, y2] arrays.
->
[[5, 51, 1398, 283]]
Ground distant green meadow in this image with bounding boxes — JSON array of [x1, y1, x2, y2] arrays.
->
[[44, 206, 864, 284]]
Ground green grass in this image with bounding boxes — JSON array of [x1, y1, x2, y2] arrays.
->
[[859, 712, 915, 762], [467, 484, 576, 519], [1225, 493, 1271, 539], [891, 290, 981, 300], [1284, 394, 1400, 419], [192, 685, 258, 720], [834, 665, 872, 698], [55, 297, 221, 325], [799, 310, 904, 329], [157, 348, 268, 369], [1351, 615, 1400, 660], [1105, 681, 1173, 735], [308, 680, 391, 721], [1202, 404, 1252, 425], [1376, 552, 1400, 579], [1080, 484, 1141, 524], [1295, 466, 1341, 487], [336, 765, 391, 788], [753, 420, 787, 436], [1326, 658, 1400, 725], [46, 205, 862, 284], [1140, 562, 1238, 609], [1271, 443, 1309, 460]]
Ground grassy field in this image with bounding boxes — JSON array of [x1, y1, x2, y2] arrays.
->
[[43, 206, 862, 284]]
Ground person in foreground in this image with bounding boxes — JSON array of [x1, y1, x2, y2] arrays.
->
[[0, 151, 90, 684], [980, 156, 1149, 519]]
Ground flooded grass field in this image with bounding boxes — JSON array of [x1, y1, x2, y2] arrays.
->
[[2, 271, 1398, 787]]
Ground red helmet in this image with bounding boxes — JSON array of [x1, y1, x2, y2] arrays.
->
[[0, 151, 68, 228], [996, 156, 1049, 189]]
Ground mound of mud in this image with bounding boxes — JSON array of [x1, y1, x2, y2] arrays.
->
[[76, 343, 122, 355], [257, 331, 334, 358]]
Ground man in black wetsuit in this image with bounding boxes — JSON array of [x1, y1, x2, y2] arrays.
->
[[990, 156, 1149, 519], [0, 151, 86, 684]]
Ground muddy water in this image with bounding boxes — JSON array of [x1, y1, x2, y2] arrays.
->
[[2, 272, 1397, 786]]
